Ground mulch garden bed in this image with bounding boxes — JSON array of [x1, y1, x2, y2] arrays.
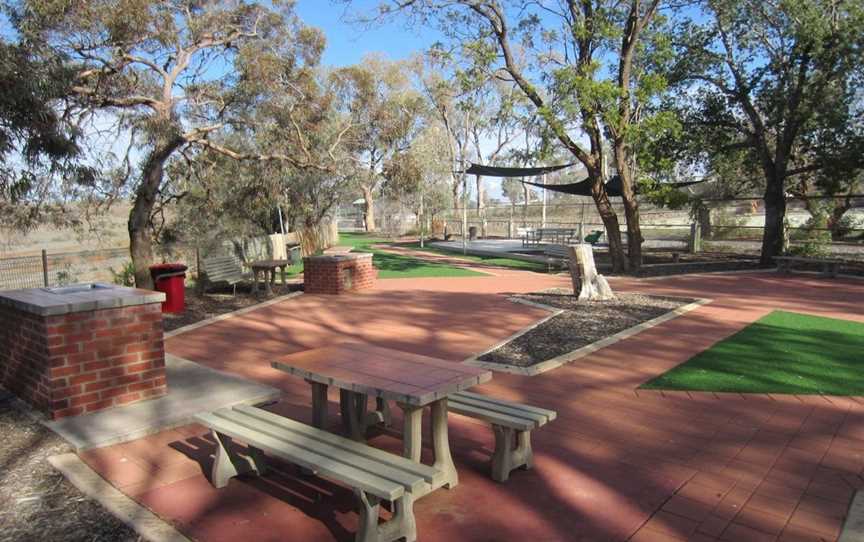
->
[[0, 393, 141, 542], [163, 283, 302, 333], [478, 289, 693, 367]]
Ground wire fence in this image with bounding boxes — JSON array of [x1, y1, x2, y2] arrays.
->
[[0, 252, 48, 290]]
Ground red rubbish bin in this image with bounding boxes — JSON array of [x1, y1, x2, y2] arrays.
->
[[149, 263, 188, 313]]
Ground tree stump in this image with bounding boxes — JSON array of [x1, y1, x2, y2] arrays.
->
[[567, 244, 615, 301]]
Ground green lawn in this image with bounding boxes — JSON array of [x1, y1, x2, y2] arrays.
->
[[334, 233, 485, 279], [398, 242, 550, 273], [641, 310, 864, 395]]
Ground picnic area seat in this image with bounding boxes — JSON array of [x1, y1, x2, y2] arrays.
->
[[196, 405, 443, 542], [584, 230, 604, 245], [521, 228, 541, 247], [200, 254, 247, 295], [775, 255, 842, 278], [447, 391, 557, 482]]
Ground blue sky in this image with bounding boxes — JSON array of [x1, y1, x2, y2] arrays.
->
[[295, 1, 441, 67]]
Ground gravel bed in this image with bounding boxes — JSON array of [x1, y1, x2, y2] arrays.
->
[[0, 393, 141, 542], [478, 290, 692, 367], [163, 283, 301, 333]]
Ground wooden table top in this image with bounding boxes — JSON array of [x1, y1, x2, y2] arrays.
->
[[250, 259, 292, 268], [272, 343, 492, 406]]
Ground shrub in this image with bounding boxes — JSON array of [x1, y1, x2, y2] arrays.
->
[[110, 261, 136, 286]]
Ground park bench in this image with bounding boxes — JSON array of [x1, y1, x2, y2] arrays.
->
[[200, 254, 247, 295], [196, 405, 443, 542], [521, 228, 541, 247], [447, 391, 557, 482], [775, 256, 842, 278], [584, 230, 604, 245]]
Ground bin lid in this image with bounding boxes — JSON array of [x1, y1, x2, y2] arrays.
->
[[149, 263, 188, 272]]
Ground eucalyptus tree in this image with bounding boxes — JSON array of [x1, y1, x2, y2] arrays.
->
[[674, 0, 864, 264], [382, 122, 454, 234], [412, 54, 477, 212], [374, 0, 676, 271], [468, 79, 523, 237], [337, 56, 428, 232], [11, 0, 344, 287], [0, 36, 91, 232]]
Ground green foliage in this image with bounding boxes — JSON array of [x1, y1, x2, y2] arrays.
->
[[672, 0, 864, 222], [0, 38, 95, 230], [787, 239, 831, 259], [54, 266, 78, 286], [638, 178, 690, 210], [110, 261, 136, 287]]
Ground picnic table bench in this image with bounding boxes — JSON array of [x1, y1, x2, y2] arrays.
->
[[200, 254, 247, 295], [522, 227, 580, 247], [775, 255, 842, 278], [448, 391, 557, 482], [196, 405, 439, 542]]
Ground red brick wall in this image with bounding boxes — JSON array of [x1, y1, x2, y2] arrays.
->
[[0, 303, 166, 419], [303, 256, 377, 295]]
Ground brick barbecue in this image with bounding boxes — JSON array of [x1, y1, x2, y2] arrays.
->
[[303, 253, 377, 295], [0, 284, 167, 419]]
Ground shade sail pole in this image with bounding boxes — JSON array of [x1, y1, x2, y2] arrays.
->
[[462, 180, 468, 255], [541, 174, 547, 228]]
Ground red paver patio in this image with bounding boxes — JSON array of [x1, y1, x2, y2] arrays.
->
[[79, 266, 864, 541]]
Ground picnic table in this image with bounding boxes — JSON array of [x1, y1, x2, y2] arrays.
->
[[272, 343, 492, 493], [249, 258, 292, 294]]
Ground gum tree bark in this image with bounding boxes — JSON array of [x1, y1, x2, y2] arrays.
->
[[129, 135, 186, 289]]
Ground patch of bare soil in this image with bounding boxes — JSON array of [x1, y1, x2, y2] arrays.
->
[[162, 283, 302, 333], [478, 290, 692, 367], [0, 393, 141, 542]]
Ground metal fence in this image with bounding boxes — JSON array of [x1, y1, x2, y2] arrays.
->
[[0, 251, 49, 290]]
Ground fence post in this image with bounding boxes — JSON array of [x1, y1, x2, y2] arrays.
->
[[689, 223, 702, 253], [41, 249, 49, 287]]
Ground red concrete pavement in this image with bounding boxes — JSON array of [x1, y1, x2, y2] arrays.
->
[[80, 268, 864, 542]]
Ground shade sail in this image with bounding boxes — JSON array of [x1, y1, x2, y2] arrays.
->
[[463, 162, 577, 177], [521, 176, 707, 197]]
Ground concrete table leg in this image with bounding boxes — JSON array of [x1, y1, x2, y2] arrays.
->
[[252, 269, 261, 293], [308, 381, 328, 429], [398, 402, 423, 462], [265, 269, 273, 295], [280, 265, 287, 284], [340, 390, 366, 441], [430, 398, 458, 489], [376, 398, 392, 427]]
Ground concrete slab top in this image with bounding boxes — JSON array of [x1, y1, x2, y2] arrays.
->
[[45, 354, 281, 450], [272, 342, 492, 406], [0, 282, 165, 316], [305, 252, 371, 263]]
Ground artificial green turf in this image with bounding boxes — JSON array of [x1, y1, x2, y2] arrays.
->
[[641, 310, 864, 395], [399, 242, 549, 273], [336, 233, 485, 279]]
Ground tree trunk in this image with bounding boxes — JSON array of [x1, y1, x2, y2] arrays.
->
[[589, 174, 626, 273], [522, 182, 530, 226], [128, 135, 185, 289], [760, 175, 787, 266], [568, 244, 615, 301], [361, 184, 376, 232], [616, 165, 643, 270], [828, 198, 851, 241]]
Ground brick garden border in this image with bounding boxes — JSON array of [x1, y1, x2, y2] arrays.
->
[[464, 295, 712, 376]]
